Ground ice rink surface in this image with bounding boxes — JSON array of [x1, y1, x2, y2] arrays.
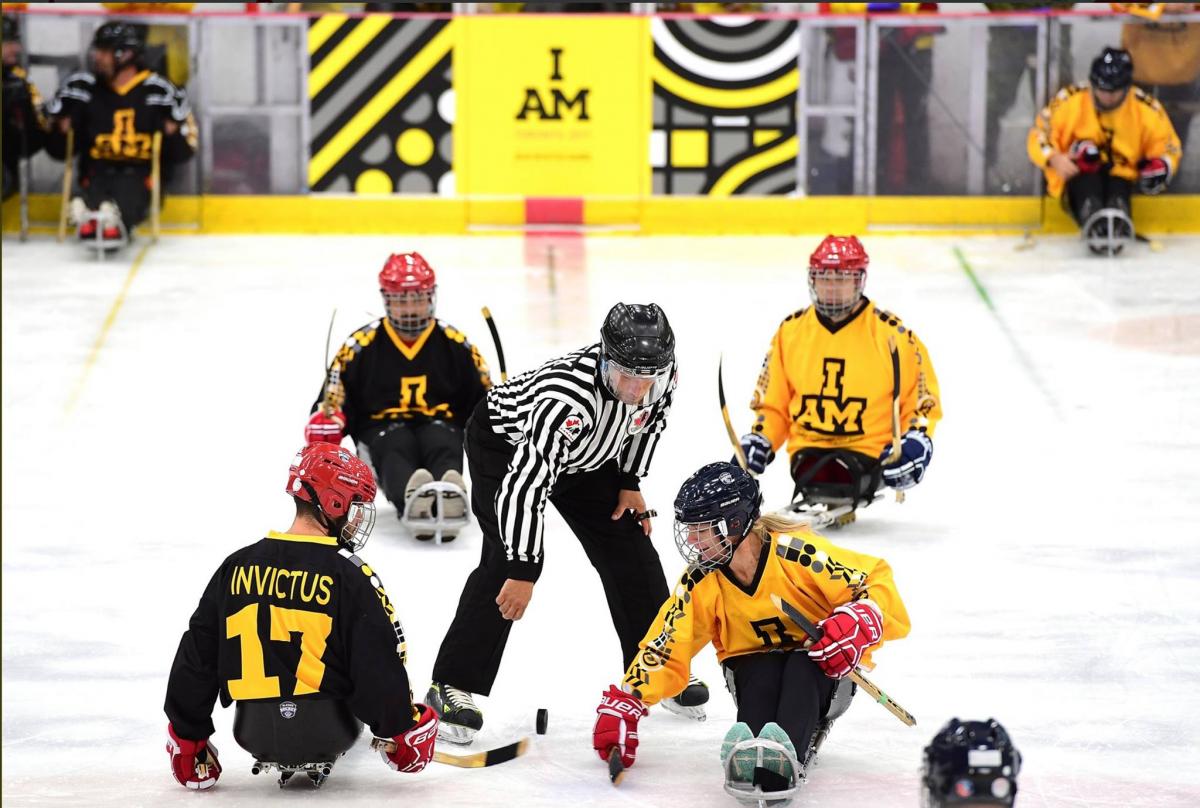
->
[[3, 230, 1199, 807]]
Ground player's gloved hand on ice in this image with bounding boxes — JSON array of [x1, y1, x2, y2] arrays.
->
[[378, 704, 439, 773], [1138, 157, 1169, 195], [166, 723, 222, 790], [1069, 139, 1102, 173], [593, 685, 647, 768], [808, 600, 884, 679], [737, 432, 774, 475], [878, 429, 933, 490], [305, 408, 346, 445]]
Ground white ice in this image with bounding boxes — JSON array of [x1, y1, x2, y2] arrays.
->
[[3, 230, 1199, 807]]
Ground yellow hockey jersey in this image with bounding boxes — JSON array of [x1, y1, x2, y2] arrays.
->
[[622, 528, 910, 705], [1027, 82, 1182, 199], [749, 300, 942, 461]]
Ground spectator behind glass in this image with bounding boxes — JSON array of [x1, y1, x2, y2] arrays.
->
[[1121, 3, 1200, 160]]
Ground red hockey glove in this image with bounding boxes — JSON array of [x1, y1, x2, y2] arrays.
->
[[807, 600, 884, 679], [1068, 140, 1102, 173], [166, 723, 221, 790], [378, 704, 439, 773], [1138, 157, 1169, 195], [305, 409, 346, 445], [593, 685, 647, 769]]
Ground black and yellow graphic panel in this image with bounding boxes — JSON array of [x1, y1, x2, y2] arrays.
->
[[651, 18, 799, 196], [308, 14, 454, 194]]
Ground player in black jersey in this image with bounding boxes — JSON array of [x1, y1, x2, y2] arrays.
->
[[305, 252, 491, 542], [164, 442, 438, 789], [2, 14, 48, 202], [44, 21, 196, 243]]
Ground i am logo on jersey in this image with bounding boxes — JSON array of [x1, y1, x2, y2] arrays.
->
[[795, 358, 866, 436], [559, 415, 583, 441]]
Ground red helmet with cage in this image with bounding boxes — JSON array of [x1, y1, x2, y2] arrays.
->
[[379, 252, 437, 336], [808, 235, 869, 320], [286, 443, 378, 550]]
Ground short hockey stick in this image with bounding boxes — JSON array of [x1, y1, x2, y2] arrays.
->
[[320, 307, 339, 415], [607, 747, 626, 785], [718, 355, 750, 474], [150, 131, 162, 243], [57, 127, 73, 243], [770, 594, 915, 727], [481, 306, 508, 383], [370, 736, 530, 768], [887, 336, 905, 504]]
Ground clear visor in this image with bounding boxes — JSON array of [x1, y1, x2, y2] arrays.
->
[[340, 500, 376, 552], [382, 289, 436, 336], [600, 357, 672, 406], [808, 267, 865, 320], [673, 518, 734, 571]]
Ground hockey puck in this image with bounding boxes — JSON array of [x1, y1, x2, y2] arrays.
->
[[536, 708, 549, 735]]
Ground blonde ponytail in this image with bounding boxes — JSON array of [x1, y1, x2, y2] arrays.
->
[[752, 512, 815, 540]]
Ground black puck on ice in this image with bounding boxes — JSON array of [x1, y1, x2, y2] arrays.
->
[[536, 708, 549, 735]]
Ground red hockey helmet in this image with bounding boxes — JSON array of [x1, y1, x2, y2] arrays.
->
[[379, 252, 437, 336], [808, 235, 868, 320], [286, 443, 378, 550]]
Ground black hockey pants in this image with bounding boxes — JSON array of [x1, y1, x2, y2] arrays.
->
[[82, 165, 150, 231], [1063, 171, 1133, 228], [432, 400, 669, 696], [723, 650, 837, 763], [361, 419, 464, 508]]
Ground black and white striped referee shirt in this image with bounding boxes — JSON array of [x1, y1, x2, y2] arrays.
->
[[485, 343, 675, 577]]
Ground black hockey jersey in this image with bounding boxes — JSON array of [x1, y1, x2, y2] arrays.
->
[[313, 318, 492, 443], [164, 532, 418, 741], [45, 68, 196, 178]]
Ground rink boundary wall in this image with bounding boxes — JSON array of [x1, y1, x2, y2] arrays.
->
[[5, 194, 1200, 236]]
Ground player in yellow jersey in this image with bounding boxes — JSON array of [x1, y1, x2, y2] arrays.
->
[[591, 462, 910, 802], [1027, 47, 1182, 255], [737, 235, 942, 524]]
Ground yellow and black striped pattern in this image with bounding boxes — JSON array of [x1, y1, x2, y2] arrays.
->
[[308, 14, 454, 193], [651, 18, 799, 196]]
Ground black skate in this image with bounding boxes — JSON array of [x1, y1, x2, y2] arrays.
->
[[426, 681, 483, 745], [662, 674, 709, 721]]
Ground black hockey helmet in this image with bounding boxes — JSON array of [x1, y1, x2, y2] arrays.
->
[[3, 14, 20, 45], [1090, 47, 1133, 92], [598, 303, 675, 405], [91, 21, 145, 66], [673, 462, 762, 571], [600, 302, 674, 373], [921, 718, 1021, 807]]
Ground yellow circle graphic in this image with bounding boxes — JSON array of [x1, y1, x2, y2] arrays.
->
[[396, 129, 435, 166], [355, 169, 393, 194]]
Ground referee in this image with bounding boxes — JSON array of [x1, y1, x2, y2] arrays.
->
[[425, 303, 705, 742]]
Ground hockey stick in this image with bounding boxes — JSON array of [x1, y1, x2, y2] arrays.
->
[[320, 307, 340, 416], [607, 747, 626, 785], [718, 355, 751, 473], [769, 594, 916, 727], [370, 736, 530, 768], [150, 131, 162, 243], [481, 306, 508, 383], [57, 127, 73, 243], [1134, 232, 1165, 253], [887, 336, 905, 504]]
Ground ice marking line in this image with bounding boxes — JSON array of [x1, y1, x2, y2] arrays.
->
[[952, 244, 1064, 421], [953, 245, 995, 311], [63, 243, 151, 416]]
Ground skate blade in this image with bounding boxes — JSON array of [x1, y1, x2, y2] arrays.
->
[[436, 722, 480, 745], [660, 699, 707, 722]]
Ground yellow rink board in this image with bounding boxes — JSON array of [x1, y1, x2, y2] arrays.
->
[[4, 194, 1198, 236]]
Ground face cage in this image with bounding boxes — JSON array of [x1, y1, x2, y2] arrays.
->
[[382, 289, 436, 336], [673, 518, 735, 571], [600, 357, 672, 406], [808, 267, 865, 320], [339, 500, 376, 552]]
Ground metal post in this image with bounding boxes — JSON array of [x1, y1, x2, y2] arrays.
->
[[1033, 15, 1048, 197], [853, 17, 866, 195], [796, 21, 808, 196], [966, 20, 989, 195], [865, 19, 879, 196]]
